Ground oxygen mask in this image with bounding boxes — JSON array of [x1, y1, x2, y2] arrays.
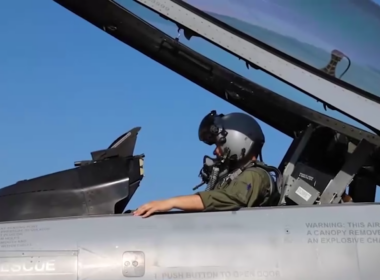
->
[[192, 154, 229, 191]]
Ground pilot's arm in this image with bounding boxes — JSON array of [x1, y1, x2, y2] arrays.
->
[[134, 194, 205, 217], [134, 169, 268, 218], [197, 169, 269, 211]]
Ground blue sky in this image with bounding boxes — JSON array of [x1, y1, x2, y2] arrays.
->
[[0, 0, 378, 209]]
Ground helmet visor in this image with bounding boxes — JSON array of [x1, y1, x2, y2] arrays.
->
[[198, 112, 217, 145]]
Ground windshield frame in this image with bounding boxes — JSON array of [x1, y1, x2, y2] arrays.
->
[[133, 0, 380, 132]]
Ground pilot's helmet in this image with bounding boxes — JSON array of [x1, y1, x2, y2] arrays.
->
[[198, 110, 265, 164]]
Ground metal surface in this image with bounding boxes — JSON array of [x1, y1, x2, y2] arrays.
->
[[122, 251, 145, 277], [279, 125, 314, 205], [0, 251, 77, 280], [0, 127, 145, 222], [1, 206, 380, 280], [287, 178, 320, 205], [134, 0, 380, 132]]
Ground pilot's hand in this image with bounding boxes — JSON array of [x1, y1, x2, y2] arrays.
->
[[133, 199, 174, 218]]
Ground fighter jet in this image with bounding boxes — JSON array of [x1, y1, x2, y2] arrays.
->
[[1, 1, 380, 279]]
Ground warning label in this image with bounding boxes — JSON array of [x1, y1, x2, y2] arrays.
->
[[305, 222, 380, 244]]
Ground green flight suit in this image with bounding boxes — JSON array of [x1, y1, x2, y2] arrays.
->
[[197, 167, 270, 211]]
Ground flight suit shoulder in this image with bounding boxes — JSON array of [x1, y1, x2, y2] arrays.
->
[[197, 167, 270, 211], [238, 167, 271, 185], [228, 167, 271, 207]]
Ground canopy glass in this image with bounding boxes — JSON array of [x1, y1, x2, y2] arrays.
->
[[183, 0, 380, 99], [115, 0, 374, 132]]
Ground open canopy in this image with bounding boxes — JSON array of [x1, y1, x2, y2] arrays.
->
[[130, 0, 380, 133], [46, 0, 380, 203], [184, 0, 380, 97]]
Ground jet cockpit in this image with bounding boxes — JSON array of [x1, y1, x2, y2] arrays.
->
[[2, 0, 380, 223], [52, 0, 380, 207]]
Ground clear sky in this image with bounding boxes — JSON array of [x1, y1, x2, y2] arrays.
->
[[0, 0, 378, 210]]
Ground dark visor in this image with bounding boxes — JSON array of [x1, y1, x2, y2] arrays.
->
[[198, 111, 220, 145]]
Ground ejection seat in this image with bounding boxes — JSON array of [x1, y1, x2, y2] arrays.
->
[[278, 125, 374, 206], [0, 127, 145, 223]]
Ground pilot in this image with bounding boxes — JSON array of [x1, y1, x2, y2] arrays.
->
[[134, 110, 272, 218]]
